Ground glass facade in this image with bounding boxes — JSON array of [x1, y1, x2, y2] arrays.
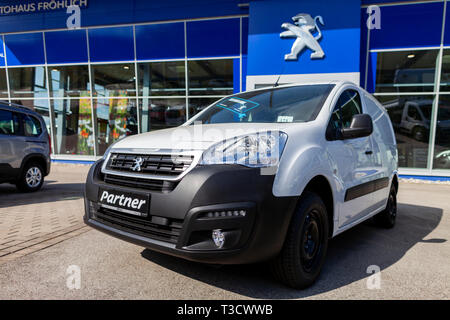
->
[[363, 2, 450, 175], [48, 65, 90, 98], [8, 66, 48, 98], [139, 98, 187, 132], [95, 98, 138, 155], [187, 59, 234, 96], [0, 16, 247, 158], [91, 63, 136, 98], [137, 61, 185, 96], [433, 95, 450, 170], [374, 50, 439, 94], [52, 98, 94, 156], [0, 69, 7, 98]]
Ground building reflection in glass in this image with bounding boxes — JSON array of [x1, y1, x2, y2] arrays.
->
[[95, 97, 138, 156], [433, 96, 450, 169], [52, 98, 94, 155], [139, 98, 186, 132], [376, 95, 434, 168]]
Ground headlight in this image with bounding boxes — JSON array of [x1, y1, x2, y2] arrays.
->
[[102, 142, 118, 160], [200, 131, 288, 167]]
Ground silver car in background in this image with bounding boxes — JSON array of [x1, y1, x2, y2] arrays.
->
[[0, 102, 51, 192]]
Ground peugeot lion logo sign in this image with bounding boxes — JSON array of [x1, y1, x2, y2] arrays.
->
[[280, 13, 325, 61], [131, 157, 144, 172]]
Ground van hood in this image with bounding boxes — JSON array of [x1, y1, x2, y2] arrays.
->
[[111, 123, 298, 151]]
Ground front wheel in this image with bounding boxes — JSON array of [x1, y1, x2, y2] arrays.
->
[[270, 192, 329, 289], [16, 163, 44, 192]]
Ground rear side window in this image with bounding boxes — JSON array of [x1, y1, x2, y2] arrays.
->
[[0, 109, 20, 135], [22, 114, 42, 137]]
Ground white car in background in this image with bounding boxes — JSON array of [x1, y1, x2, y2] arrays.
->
[[84, 81, 398, 289]]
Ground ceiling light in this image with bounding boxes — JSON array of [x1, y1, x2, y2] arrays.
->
[[407, 54, 415, 59], [123, 66, 130, 70]]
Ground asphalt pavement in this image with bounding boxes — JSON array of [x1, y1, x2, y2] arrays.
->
[[0, 164, 449, 299]]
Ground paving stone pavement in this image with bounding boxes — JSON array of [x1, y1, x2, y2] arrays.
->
[[0, 163, 92, 264]]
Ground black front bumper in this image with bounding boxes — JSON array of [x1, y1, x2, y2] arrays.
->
[[83, 160, 297, 264]]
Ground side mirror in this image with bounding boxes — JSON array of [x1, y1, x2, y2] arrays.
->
[[341, 114, 373, 139]]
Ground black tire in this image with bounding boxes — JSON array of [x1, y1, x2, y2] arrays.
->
[[270, 191, 329, 289], [16, 162, 44, 192], [374, 184, 397, 229]]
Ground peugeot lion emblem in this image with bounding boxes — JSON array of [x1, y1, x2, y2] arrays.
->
[[131, 157, 144, 172], [280, 13, 325, 61]]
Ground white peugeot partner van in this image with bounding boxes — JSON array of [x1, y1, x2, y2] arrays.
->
[[84, 81, 398, 288]]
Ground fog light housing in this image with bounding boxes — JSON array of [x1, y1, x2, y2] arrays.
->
[[212, 229, 225, 249]]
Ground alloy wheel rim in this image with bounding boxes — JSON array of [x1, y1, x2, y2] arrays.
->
[[25, 167, 42, 188]]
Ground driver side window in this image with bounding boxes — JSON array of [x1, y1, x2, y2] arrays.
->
[[326, 89, 362, 140]]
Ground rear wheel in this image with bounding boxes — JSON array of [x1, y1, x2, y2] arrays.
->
[[271, 192, 329, 289], [374, 184, 397, 228], [16, 162, 44, 192], [412, 126, 426, 142]]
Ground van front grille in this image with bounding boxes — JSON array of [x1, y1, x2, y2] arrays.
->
[[106, 153, 194, 177]]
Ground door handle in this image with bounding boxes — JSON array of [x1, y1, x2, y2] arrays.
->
[[365, 150, 373, 155]]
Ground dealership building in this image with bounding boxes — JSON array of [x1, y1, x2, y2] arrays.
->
[[0, 0, 450, 178]]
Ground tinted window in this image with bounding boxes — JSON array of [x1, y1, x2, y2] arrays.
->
[[139, 98, 186, 133], [48, 65, 90, 98], [192, 85, 334, 124], [8, 66, 48, 98], [91, 64, 136, 97], [374, 50, 438, 93], [377, 95, 433, 168], [137, 61, 185, 96], [188, 59, 234, 96], [327, 89, 362, 139], [0, 68, 7, 98], [433, 96, 450, 169], [0, 109, 20, 135], [22, 114, 42, 137]]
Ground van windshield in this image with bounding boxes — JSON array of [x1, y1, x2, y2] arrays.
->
[[190, 84, 334, 124]]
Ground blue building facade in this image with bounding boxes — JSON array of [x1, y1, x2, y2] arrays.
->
[[0, 0, 449, 177]]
